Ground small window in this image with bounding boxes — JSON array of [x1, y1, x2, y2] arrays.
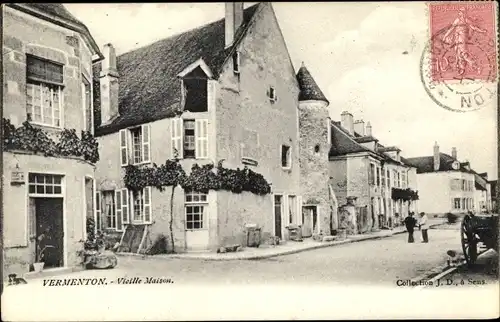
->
[[281, 145, 291, 168], [369, 163, 376, 185], [28, 173, 63, 195], [130, 127, 143, 164], [82, 76, 92, 132], [233, 51, 240, 74], [314, 144, 320, 153], [268, 86, 276, 102], [183, 120, 196, 159]]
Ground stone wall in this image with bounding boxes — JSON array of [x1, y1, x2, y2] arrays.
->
[[299, 102, 333, 234], [216, 191, 273, 249], [216, 3, 301, 198]]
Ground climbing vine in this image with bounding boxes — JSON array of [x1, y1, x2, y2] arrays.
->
[[391, 187, 419, 202], [2, 118, 99, 163], [123, 160, 271, 195]]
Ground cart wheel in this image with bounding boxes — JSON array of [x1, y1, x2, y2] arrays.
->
[[461, 215, 478, 266]]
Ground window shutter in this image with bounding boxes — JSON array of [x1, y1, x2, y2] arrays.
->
[[283, 196, 289, 225], [171, 118, 183, 159], [121, 188, 130, 224], [144, 187, 152, 224], [95, 191, 102, 231], [195, 119, 208, 159], [142, 124, 151, 163], [119, 129, 129, 166], [115, 191, 123, 231], [297, 196, 303, 226], [115, 190, 123, 227]]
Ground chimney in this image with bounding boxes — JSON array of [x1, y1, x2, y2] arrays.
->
[[451, 147, 457, 159], [340, 111, 354, 135], [433, 141, 440, 171], [366, 122, 372, 137], [353, 120, 365, 136], [99, 43, 119, 124], [225, 3, 244, 48]]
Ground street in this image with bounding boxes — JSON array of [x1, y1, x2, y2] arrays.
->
[[6, 227, 500, 321], [25, 228, 460, 286]]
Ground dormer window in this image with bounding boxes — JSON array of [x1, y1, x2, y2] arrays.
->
[[233, 51, 240, 74], [181, 69, 208, 113], [178, 59, 213, 113]]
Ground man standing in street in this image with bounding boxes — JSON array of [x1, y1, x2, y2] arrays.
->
[[419, 212, 429, 243], [404, 212, 417, 243]]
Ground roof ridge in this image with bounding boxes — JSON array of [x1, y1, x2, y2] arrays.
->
[[117, 3, 261, 59]]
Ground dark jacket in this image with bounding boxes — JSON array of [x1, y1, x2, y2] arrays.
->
[[404, 216, 417, 231]]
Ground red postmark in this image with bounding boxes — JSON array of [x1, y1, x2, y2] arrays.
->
[[429, 2, 497, 82]]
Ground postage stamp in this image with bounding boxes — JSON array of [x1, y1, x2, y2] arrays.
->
[[421, 1, 498, 112]]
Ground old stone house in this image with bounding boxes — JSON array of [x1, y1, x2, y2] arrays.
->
[[92, 3, 335, 253], [406, 144, 486, 215], [2, 4, 102, 277], [328, 112, 418, 233]]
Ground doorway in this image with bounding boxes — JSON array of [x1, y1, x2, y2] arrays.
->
[[302, 205, 318, 238], [34, 198, 64, 268], [274, 195, 283, 239]]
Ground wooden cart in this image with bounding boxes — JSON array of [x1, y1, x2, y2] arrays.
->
[[461, 213, 499, 266]]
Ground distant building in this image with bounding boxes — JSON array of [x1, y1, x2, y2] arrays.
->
[[2, 4, 102, 277], [328, 112, 418, 233], [405, 144, 490, 215]]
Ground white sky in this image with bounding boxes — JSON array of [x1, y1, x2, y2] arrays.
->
[[66, 2, 498, 179]]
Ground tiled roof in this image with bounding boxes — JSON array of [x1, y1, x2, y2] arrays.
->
[[23, 3, 86, 26], [354, 136, 378, 143], [329, 121, 411, 168], [378, 146, 401, 152], [94, 3, 261, 136], [296, 63, 329, 104], [329, 122, 373, 157], [405, 153, 473, 174]]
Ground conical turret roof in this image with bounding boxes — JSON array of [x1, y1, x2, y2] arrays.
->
[[296, 62, 329, 105]]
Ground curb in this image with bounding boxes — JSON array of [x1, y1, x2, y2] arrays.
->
[[116, 222, 445, 262], [117, 229, 407, 262]]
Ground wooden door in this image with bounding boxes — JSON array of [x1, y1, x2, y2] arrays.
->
[[35, 198, 64, 268]]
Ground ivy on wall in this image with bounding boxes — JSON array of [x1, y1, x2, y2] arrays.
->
[[2, 118, 99, 163], [391, 187, 419, 202], [124, 160, 272, 195]]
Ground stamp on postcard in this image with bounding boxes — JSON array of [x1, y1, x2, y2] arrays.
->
[[420, 1, 498, 112]]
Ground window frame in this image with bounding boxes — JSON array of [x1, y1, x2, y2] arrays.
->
[[184, 190, 208, 230], [81, 75, 93, 133], [26, 55, 64, 128], [233, 51, 240, 74], [183, 119, 196, 159], [281, 144, 292, 169], [268, 86, 277, 103], [130, 127, 143, 165], [28, 173, 64, 197], [369, 163, 376, 186], [26, 81, 64, 128]]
